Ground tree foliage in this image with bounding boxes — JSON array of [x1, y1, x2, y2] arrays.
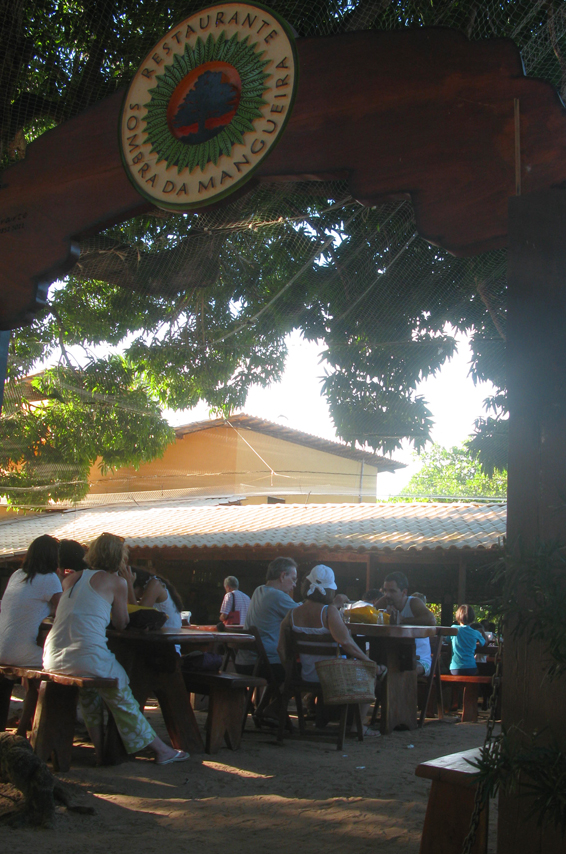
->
[[2, 0, 562, 505], [399, 443, 507, 501], [0, 357, 174, 507]]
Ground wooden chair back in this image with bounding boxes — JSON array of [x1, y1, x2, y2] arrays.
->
[[282, 626, 339, 672], [278, 624, 364, 749]]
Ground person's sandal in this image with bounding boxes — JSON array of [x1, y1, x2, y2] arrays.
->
[[156, 749, 190, 765], [363, 726, 382, 738]]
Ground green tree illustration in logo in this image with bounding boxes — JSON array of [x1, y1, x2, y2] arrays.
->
[[144, 31, 270, 173], [173, 70, 239, 145]]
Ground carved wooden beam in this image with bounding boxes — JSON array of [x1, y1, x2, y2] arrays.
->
[[2, 28, 566, 330]]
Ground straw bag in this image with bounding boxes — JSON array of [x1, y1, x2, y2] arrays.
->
[[315, 652, 377, 705]]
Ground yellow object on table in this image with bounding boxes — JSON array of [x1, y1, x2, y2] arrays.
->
[[127, 604, 158, 614], [346, 603, 379, 624]]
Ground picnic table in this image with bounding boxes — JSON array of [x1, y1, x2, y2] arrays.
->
[[101, 627, 256, 762], [348, 624, 457, 733]]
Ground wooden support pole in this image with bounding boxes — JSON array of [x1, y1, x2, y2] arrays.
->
[[498, 188, 566, 854], [457, 558, 466, 605], [0, 330, 9, 414], [441, 595, 454, 628]]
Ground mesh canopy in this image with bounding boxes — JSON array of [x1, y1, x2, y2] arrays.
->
[[1, 1, 563, 510]]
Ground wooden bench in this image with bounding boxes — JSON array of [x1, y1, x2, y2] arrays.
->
[[440, 675, 493, 722], [416, 747, 487, 854], [182, 671, 267, 754], [0, 665, 48, 734], [0, 664, 118, 771], [32, 672, 119, 771]]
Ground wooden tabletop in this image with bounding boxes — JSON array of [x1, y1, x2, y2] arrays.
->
[[106, 627, 255, 645], [347, 623, 458, 638]]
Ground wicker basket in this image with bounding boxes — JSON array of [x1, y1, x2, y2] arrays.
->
[[315, 658, 377, 705]]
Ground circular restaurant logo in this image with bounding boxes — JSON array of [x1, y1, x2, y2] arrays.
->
[[119, 2, 298, 210]]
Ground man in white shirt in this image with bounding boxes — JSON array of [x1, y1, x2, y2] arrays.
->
[[374, 572, 436, 676], [219, 576, 251, 626]]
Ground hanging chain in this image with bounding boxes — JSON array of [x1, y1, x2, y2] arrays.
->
[[460, 632, 503, 854]]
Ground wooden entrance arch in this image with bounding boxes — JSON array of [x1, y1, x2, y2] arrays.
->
[[1, 26, 566, 852]]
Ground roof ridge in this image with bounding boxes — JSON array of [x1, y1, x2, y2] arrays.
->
[[172, 412, 403, 471]]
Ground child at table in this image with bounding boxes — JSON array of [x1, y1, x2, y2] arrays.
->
[[449, 605, 488, 675]]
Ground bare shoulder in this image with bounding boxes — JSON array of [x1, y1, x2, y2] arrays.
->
[[326, 603, 345, 626], [410, 596, 436, 624], [90, 571, 124, 591], [110, 574, 128, 592], [62, 570, 81, 592]]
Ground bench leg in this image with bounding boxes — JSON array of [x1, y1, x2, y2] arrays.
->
[[16, 678, 40, 736], [461, 684, 480, 723], [205, 686, 246, 754], [31, 681, 78, 772], [419, 778, 488, 854], [0, 676, 14, 731], [223, 688, 246, 751]]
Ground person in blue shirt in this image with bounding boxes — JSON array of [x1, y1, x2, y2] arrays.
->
[[450, 604, 488, 675]]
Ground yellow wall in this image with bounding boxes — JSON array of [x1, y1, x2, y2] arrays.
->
[[88, 425, 378, 503]]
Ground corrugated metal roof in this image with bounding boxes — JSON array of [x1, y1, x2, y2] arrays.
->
[[175, 414, 403, 472], [0, 501, 506, 560]]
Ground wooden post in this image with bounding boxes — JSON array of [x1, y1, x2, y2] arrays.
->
[[498, 189, 566, 853], [457, 558, 466, 605], [441, 594, 454, 628], [0, 330, 9, 414]]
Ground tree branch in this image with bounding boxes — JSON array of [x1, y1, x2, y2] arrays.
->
[[343, 0, 392, 32], [47, 304, 76, 369], [475, 278, 506, 341], [75, 231, 226, 295]]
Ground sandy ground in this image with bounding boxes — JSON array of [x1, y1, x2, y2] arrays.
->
[[1, 693, 498, 853]]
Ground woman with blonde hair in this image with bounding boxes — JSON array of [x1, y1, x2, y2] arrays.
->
[[43, 532, 188, 765]]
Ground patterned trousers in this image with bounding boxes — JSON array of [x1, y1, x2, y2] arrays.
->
[[79, 683, 156, 754]]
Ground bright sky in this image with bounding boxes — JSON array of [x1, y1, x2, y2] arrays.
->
[[166, 327, 498, 497]]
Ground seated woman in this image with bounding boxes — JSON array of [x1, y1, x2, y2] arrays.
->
[[277, 564, 386, 736], [0, 534, 62, 668], [58, 539, 88, 576], [0, 534, 62, 735], [43, 532, 189, 766], [121, 567, 182, 631]]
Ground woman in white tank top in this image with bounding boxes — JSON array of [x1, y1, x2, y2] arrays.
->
[[278, 565, 386, 736], [43, 533, 189, 766]]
